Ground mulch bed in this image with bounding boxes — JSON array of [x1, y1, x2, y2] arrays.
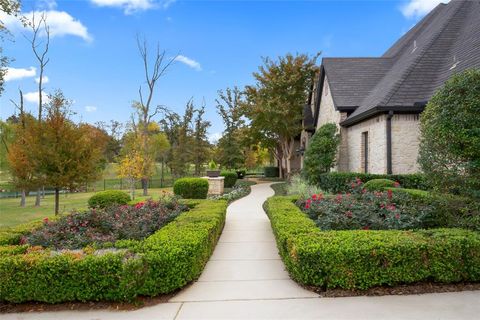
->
[[310, 282, 480, 297], [0, 293, 175, 314]]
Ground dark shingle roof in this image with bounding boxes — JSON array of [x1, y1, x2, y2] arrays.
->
[[319, 0, 480, 126]]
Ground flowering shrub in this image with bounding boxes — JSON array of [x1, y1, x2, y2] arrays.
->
[[209, 183, 251, 203], [298, 178, 431, 230], [25, 198, 187, 249]]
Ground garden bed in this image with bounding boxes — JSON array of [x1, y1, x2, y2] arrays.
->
[[264, 196, 480, 291], [0, 199, 228, 303]]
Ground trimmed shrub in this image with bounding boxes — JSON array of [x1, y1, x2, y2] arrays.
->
[[363, 179, 398, 191], [303, 123, 340, 179], [264, 196, 480, 290], [0, 199, 228, 303], [173, 178, 209, 199], [88, 190, 131, 209], [317, 172, 429, 193], [264, 166, 279, 178], [221, 171, 238, 188], [388, 188, 480, 231]]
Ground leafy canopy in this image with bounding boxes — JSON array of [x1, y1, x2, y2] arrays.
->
[[418, 69, 480, 197]]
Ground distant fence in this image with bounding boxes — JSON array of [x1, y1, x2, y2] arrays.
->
[[0, 178, 175, 199]]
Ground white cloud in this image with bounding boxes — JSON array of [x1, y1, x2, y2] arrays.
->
[[90, 0, 154, 14], [90, 0, 176, 14], [85, 105, 97, 112], [35, 76, 49, 84], [174, 55, 202, 71], [4, 67, 37, 81], [208, 132, 222, 144], [400, 0, 449, 18], [23, 91, 50, 104], [0, 9, 92, 42]]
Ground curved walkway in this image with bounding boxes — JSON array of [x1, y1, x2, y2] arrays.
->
[[4, 183, 480, 320]]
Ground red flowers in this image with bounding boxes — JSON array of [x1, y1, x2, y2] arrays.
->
[[345, 211, 353, 218], [394, 181, 401, 188], [305, 199, 312, 209], [395, 213, 400, 219], [387, 189, 393, 199], [134, 202, 145, 209], [43, 217, 49, 224]]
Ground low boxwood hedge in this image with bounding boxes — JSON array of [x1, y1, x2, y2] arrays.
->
[[317, 172, 429, 193], [0, 199, 228, 303], [87, 190, 131, 208], [173, 178, 209, 199], [264, 166, 280, 178], [264, 196, 480, 290], [363, 179, 397, 191], [221, 171, 238, 188]]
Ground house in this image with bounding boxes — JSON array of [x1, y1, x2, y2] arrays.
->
[[301, 0, 480, 174]]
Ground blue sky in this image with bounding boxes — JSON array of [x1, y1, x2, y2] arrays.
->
[[0, 0, 446, 140]]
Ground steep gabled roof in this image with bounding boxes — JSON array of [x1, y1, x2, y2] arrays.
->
[[317, 0, 480, 126]]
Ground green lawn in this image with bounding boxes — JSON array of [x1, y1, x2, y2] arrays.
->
[[0, 187, 172, 228]]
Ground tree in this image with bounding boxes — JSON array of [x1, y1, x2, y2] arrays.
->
[[95, 120, 123, 162], [216, 87, 245, 169], [133, 35, 176, 196], [169, 101, 194, 177], [192, 103, 211, 175], [244, 53, 319, 177], [302, 123, 340, 183], [418, 69, 480, 197], [31, 91, 104, 214], [117, 151, 147, 200]]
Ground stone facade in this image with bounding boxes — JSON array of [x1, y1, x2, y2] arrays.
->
[[391, 114, 421, 173]]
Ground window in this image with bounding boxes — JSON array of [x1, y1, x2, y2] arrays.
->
[[361, 132, 369, 173]]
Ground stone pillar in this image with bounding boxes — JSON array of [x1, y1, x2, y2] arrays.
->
[[204, 176, 225, 195]]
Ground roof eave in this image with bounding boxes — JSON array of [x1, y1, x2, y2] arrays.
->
[[340, 105, 424, 127]]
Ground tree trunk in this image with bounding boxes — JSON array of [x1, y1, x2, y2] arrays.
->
[[41, 186, 45, 199], [161, 158, 165, 187], [35, 188, 41, 206], [20, 190, 26, 207], [54, 188, 59, 215], [142, 178, 148, 196]]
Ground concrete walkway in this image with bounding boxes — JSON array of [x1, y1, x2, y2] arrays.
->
[[3, 183, 480, 320]]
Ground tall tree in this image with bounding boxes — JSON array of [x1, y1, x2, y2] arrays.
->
[[192, 102, 211, 176], [169, 101, 195, 177], [216, 87, 245, 169], [133, 35, 176, 196], [30, 91, 104, 214], [244, 53, 319, 177]]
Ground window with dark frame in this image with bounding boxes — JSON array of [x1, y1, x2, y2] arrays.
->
[[362, 131, 369, 173]]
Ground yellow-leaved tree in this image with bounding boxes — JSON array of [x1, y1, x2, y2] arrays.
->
[[117, 151, 148, 200]]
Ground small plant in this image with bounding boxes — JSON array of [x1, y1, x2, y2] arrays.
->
[[87, 190, 131, 209], [208, 160, 218, 170], [173, 178, 209, 199], [286, 174, 323, 199]]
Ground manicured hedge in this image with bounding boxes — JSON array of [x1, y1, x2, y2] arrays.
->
[[173, 178, 209, 199], [0, 221, 45, 246], [221, 171, 238, 188], [264, 166, 280, 178], [87, 190, 131, 208], [264, 196, 480, 290], [0, 199, 228, 303], [317, 172, 429, 193], [363, 179, 396, 191]]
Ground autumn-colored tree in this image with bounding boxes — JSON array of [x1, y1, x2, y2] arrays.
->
[[117, 151, 147, 200], [244, 53, 319, 177], [31, 91, 104, 214]]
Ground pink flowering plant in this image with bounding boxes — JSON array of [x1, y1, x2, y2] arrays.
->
[[25, 198, 187, 249], [299, 178, 431, 230]]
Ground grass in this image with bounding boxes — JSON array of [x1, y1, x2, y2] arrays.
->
[[0, 187, 172, 228], [270, 182, 288, 196]]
